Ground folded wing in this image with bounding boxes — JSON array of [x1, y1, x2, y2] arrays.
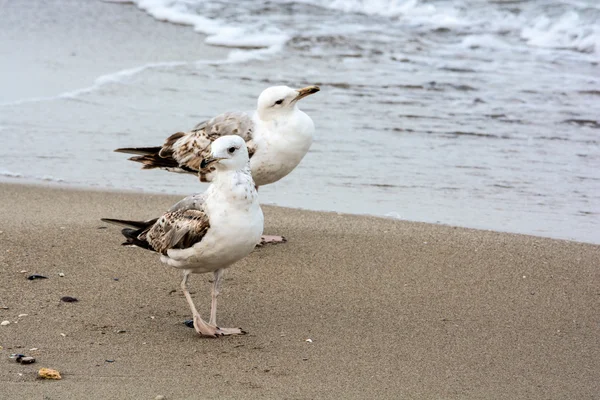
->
[[115, 112, 256, 181], [101, 208, 210, 255]]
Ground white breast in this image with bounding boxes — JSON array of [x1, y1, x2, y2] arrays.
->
[[162, 171, 264, 273], [250, 110, 315, 186]]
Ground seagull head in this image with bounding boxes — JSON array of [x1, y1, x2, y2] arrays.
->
[[256, 85, 320, 121], [200, 135, 249, 171]]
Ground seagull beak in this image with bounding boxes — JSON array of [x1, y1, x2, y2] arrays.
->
[[294, 85, 320, 102], [200, 156, 223, 169]]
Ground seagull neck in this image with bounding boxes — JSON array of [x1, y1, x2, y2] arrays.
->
[[213, 164, 253, 189], [258, 107, 297, 124]]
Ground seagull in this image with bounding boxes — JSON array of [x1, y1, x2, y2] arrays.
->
[[114, 85, 319, 244], [102, 135, 264, 337]]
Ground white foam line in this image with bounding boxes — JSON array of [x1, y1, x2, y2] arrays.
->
[[0, 61, 188, 107]]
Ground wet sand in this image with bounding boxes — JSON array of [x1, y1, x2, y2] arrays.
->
[[0, 183, 598, 399]]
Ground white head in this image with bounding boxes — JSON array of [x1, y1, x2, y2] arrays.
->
[[256, 85, 320, 121], [201, 135, 249, 171]]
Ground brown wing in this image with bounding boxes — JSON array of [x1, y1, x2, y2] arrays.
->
[[118, 112, 256, 180], [143, 209, 210, 255]]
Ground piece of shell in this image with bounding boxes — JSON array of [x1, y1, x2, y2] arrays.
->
[[60, 296, 78, 303], [38, 368, 62, 380], [20, 356, 35, 364], [1, 320, 10, 326]]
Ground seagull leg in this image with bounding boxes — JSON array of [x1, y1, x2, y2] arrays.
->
[[209, 269, 224, 326], [180, 270, 218, 337], [207, 269, 247, 336]]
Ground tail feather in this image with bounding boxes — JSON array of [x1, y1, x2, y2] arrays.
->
[[101, 218, 156, 229], [128, 153, 181, 170], [101, 218, 159, 252], [114, 146, 162, 156], [120, 227, 156, 251]]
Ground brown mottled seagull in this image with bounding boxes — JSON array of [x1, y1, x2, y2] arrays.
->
[[102, 135, 263, 337], [114, 85, 319, 244]]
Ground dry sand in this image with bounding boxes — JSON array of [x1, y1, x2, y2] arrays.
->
[[0, 183, 598, 399]]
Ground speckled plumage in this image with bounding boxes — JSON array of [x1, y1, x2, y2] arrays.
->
[[103, 136, 264, 337], [115, 85, 318, 187]]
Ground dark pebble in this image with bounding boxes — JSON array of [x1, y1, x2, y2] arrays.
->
[[184, 320, 194, 328], [113, 278, 119, 281], [61, 296, 79, 303], [20, 356, 35, 364], [27, 274, 48, 280]]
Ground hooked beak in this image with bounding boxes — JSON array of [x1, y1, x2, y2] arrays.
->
[[294, 85, 320, 102], [200, 156, 223, 169]]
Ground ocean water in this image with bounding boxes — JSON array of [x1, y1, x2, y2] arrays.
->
[[1, 0, 599, 243]]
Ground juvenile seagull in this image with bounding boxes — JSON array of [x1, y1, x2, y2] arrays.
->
[[102, 135, 263, 337], [115, 85, 319, 244]]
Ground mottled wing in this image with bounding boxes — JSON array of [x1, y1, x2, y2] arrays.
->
[[159, 112, 257, 180], [142, 209, 210, 255]]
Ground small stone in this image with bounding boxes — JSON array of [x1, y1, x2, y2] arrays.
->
[[155, 396, 166, 400], [18, 314, 28, 318], [58, 273, 65, 277], [116, 330, 126, 334], [305, 338, 313, 343], [1, 320, 10, 326], [19, 270, 27, 274], [61, 296, 78, 303], [38, 368, 61, 380], [60, 333, 66, 337], [105, 359, 115, 363], [29, 348, 39, 351], [20, 356, 35, 364], [113, 278, 119, 281]]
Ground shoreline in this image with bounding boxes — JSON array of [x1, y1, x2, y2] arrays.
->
[[1, 183, 598, 398], [1, 179, 596, 246]]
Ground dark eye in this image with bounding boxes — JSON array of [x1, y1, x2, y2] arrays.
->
[[274, 99, 284, 105], [228, 147, 236, 154]]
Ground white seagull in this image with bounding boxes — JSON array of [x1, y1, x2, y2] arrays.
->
[[114, 85, 319, 244], [102, 135, 263, 337]]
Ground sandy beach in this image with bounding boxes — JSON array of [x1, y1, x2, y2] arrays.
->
[[0, 183, 598, 399]]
